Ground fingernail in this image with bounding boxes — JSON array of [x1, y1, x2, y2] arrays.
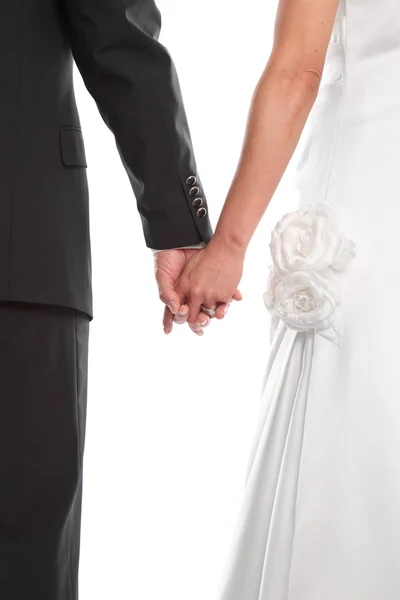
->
[[178, 308, 188, 316], [167, 302, 177, 315], [224, 305, 229, 316], [198, 318, 209, 327]]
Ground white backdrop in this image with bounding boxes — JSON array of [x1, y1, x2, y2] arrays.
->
[[76, 1, 299, 598]]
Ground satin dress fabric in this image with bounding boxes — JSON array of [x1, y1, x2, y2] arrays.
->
[[218, 1, 400, 598]]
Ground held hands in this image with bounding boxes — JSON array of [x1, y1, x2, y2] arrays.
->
[[155, 248, 210, 336], [155, 240, 244, 336]]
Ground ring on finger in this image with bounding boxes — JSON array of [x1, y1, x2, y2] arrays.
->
[[201, 303, 217, 317]]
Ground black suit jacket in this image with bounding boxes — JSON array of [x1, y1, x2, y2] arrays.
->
[[0, 0, 212, 319]]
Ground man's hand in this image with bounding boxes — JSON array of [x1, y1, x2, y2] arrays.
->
[[155, 249, 212, 336]]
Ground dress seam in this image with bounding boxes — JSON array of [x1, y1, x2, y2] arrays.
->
[[322, 4, 348, 205]]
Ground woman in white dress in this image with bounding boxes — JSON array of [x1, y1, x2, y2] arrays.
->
[[174, 0, 400, 597]]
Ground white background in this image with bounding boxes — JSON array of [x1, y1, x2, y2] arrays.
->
[[75, 0, 299, 598]]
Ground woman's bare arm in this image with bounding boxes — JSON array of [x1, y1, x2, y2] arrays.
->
[[212, 0, 340, 254], [175, 0, 341, 327]]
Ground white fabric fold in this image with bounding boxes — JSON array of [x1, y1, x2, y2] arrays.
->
[[218, 324, 315, 600]]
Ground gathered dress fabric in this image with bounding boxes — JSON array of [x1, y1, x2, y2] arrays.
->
[[218, 1, 400, 598]]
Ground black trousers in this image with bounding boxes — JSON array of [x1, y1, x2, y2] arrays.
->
[[0, 302, 89, 600]]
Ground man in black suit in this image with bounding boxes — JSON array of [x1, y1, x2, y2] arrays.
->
[[0, 0, 212, 597]]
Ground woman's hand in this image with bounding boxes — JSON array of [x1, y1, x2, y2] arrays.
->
[[175, 238, 245, 329]]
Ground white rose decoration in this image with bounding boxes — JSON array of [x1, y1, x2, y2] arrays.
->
[[270, 203, 356, 274], [264, 269, 342, 345], [265, 203, 356, 346]]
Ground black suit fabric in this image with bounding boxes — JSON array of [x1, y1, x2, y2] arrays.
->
[[0, 302, 89, 600], [0, 0, 212, 319]]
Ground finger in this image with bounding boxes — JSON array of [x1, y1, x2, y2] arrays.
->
[[201, 306, 218, 320], [233, 289, 243, 302], [196, 312, 211, 328], [188, 297, 204, 327], [173, 305, 189, 325], [215, 303, 229, 320], [159, 288, 182, 315], [188, 321, 205, 336], [156, 267, 182, 314], [163, 306, 174, 335], [157, 270, 183, 315]]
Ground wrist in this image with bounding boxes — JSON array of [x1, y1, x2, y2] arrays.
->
[[207, 229, 248, 259]]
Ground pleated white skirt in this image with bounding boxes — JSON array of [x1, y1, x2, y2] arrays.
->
[[219, 324, 315, 600]]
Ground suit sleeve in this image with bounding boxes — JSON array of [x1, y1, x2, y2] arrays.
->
[[61, 0, 212, 249]]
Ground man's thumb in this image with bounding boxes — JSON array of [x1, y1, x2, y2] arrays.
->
[[159, 288, 181, 315]]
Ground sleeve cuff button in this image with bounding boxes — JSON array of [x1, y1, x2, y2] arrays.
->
[[189, 186, 200, 197], [192, 197, 203, 208], [196, 207, 208, 218], [186, 175, 197, 186]]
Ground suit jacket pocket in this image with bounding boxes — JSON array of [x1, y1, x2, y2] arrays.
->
[[60, 126, 87, 168]]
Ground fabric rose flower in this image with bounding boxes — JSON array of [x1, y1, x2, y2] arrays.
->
[[270, 203, 356, 274], [264, 203, 356, 346], [264, 268, 342, 344]]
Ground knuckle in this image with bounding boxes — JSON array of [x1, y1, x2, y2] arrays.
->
[[191, 282, 205, 297]]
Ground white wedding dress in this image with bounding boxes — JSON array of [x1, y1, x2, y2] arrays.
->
[[218, 1, 400, 599]]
